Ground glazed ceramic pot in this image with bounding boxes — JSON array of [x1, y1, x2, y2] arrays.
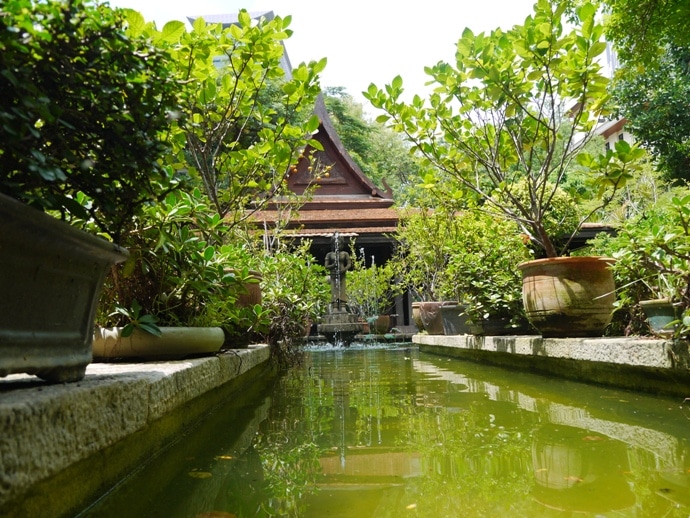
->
[[93, 326, 225, 359], [639, 298, 679, 337]]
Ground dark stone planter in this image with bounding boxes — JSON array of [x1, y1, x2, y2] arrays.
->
[[468, 317, 517, 336], [440, 302, 471, 335], [0, 193, 128, 382]]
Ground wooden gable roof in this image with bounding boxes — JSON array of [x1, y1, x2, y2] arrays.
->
[[287, 96, 393, 203], [255, 95, 399, 239]]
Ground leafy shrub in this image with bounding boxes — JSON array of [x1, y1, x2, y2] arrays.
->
[[98, 189, 253, 334], [587, 188, 690, 336], [443, 212, 533, 324], [0, 0, 180, 242], [260, 243, 329, 366], [346, 245, 402, 319]]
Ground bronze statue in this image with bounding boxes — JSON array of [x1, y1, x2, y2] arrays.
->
[[324, 233, 352, 310]]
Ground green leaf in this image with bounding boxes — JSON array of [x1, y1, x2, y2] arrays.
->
[[304, 114, 320, 133], [193, 16, 207, 32], [138, 322, 163, 336], [161, 21, 186, 43], [238, 10, 251, 27], [391, 75, 403, 90], [123, 9, 145, 37]]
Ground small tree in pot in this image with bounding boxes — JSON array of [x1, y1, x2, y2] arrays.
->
[[365, 0, 645, 337], [393, 207, 466, 334]]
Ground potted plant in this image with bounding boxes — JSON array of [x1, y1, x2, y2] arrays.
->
[[347, 247, 402, 334], [93, 7, 327, 358], [587, 189, 690, 337], [442, 211, 534, 335], [93, 189, 270, 357], [394, 208, 465, 334], [0, 0, 179, 381], [259, 243, 330, 366], [366, 1, 645, 337]]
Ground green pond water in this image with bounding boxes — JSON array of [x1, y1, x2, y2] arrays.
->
[[81, 344, 690, 518]]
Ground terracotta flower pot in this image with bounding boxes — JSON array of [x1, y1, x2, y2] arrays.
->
[[411, 302, 424, 332], [518, 256, 616, 338], [418, 301, 445, 335], [370, 315, 390, 335], [225, 269, 262, 308]]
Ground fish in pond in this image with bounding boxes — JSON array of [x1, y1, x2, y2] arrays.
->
[[188, 471, 212, 479], [195, 512, 237, 518]]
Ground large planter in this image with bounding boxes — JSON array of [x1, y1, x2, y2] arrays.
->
[[418, 301, 445, 335], [440, 302, 470, 335], [639, 298, 680, 337], [93, 326, 225, 359], [518, 256, 616, 338], [0, 194, 128, 382]]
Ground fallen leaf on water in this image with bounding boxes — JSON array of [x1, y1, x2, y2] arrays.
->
[[188, 471, 212, 479], [215, 455, 234, 460], [195, 512, 237, 518]]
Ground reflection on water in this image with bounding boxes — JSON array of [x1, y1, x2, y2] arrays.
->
[[82, 344, 690, 517]]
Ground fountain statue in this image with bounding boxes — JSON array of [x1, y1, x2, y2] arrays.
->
[[317, 233, 364, 345]]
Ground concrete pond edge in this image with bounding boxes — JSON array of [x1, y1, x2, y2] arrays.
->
[[0, 345, 271, 518], [414, 334, 690, 398]]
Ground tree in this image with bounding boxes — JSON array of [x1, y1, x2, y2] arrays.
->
[[323, 87, 421, 198], [612, 44, 690, 183], [602, 0, 690, 68], [365, 0, 643, 258], [125, 10, 326, 226]]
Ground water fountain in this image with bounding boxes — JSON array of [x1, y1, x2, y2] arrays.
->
[[317, 233, 364, 346]]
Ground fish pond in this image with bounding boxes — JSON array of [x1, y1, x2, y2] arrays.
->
[[81, 344, 690, 517]]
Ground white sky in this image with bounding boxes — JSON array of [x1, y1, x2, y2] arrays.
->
[[106, 0, 537, 112]]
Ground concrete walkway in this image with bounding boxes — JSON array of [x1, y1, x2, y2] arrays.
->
[[414, 334, 690, 398], [0, 345, 271, 518]]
